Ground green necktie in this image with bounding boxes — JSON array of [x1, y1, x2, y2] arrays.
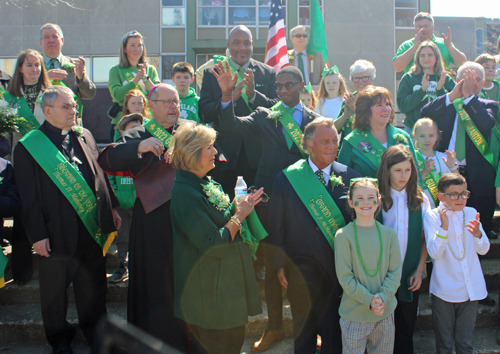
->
[[238, 66, 245, 77], [49, 58, 57, 69], [297, 53, 306, 82], [455, 119, 466, 161], [284, 107, 296, 149], [315, 169, 326, 186]]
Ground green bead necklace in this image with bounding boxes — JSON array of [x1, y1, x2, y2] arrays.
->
[[353, 220, 383, 278]]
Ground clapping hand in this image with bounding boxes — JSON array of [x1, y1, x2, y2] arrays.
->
[[75, 56, 86, 80], [467, 213, 482, 238], [461, 69, 478, 98], [422, 69, 430, 92], [47, 68, 68, 81], [414, 28, 425, 48], [448, 79, 464, 101], [343, 92, 356, 116], [211, 60, 239, 97], [133, 63, 147, 84], [421, 156, 436, 180], [442, 27, 453, 49], [244, 68, 255, 99], [439, 207, 453, 231], [436, 71, 448, 91], [442, 150, 457, 169]]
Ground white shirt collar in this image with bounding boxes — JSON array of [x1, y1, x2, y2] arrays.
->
[[282, 101, 304, 112], [390, 187, 406, 198], [293, 49, 308, 57], [308, 157, 332, 178]]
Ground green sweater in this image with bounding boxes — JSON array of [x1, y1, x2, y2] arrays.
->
[[170, 170, 262, 329], [334, 222, 401, 323], [178, 87, 200, 122], [108, 64, 160, 124], [397, 72, 456, 129], [393, 35, 456, 73]]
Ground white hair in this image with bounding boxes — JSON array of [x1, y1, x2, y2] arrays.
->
[[350, 60, 376, 80], [457, 61, 485, 81], [40, 23, 64, 40]]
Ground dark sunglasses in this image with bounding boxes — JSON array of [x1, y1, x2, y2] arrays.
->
[[276, 81, 301, 90], [248, 186, 270, 203], [293, 34, 308, 38]]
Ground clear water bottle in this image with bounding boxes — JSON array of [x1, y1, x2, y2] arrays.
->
[[234, 176, 247, 202]]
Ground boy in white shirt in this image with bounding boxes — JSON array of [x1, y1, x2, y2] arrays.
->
[[424, 173, 490, 354]]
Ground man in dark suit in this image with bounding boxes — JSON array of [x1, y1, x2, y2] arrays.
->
[[421, 62, 498, 239], [288, 25, 326, 89], [199, 24, 279, 196], [209, 63, 321, 351], [40, 23, 96, 124], [269, 118, 361, 353], [14, 86, 120, 354]]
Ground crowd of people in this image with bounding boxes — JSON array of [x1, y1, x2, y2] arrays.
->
[[0, 11, 500, 354]]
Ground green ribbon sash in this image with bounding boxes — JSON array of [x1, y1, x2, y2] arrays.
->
[[1, 91, 41, 135], [143, 119, 173, 148], [215, 55, 253, 112], [344, 128, 387, 172], [118, 66, 150, 97], [283, 159, 346, 251], [271, 102, 307, 158], [453, 98, 495, 168], [479, 86, 500, 166], [19, 130, 117, 256], [0, 249, 7, 288], [415, 152, 440, 206]]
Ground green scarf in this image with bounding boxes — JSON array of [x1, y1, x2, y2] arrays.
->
[[214, 56, 253, 112]]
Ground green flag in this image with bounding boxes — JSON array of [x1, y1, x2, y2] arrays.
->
[[306, 0, 328, 66]]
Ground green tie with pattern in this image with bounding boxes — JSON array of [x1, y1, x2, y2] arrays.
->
[[284, 107, 296, 149], [238, 66, 245, 76], [315, 169, 326, 186], [455, 120, 466, 161], [297, 53, 305, 82], [49, 58, 57, 69]]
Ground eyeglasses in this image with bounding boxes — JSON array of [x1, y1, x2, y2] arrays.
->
[[441, 190, 470, 200], [151, 99, 180, 108], [48, 103, 79, 112], [276, 81, 301, 90], [248, 186, 270, 203], [293, 34, 308, 38], [123, 30, 141, 45], [352, 76, 373, 83], [415, 24, 432, 30]]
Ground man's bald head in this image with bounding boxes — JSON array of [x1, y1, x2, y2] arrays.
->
[[227, 25, 253, 66]]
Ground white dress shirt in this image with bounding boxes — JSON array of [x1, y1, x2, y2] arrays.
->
[[293, 49, 310, 84], [423, 204, 490, 302], [445, 94, 474, 166], [383, 189, 430, 273], [308, 157, 332, 187]]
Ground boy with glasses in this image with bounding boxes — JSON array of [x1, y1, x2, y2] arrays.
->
[[423, 173, 490, 354]]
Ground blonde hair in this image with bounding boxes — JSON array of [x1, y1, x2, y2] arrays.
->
[[170, 123, 217, 172], [411, 41, 445, 76], [318, 72, 348, 107], [412, 118, 439, 150]]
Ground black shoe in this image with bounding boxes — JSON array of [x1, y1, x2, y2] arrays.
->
[[109, 266, 128, 283], [479, 295, 496, 306], [53, 346, 73, 354], [488, 230, 498, 240]]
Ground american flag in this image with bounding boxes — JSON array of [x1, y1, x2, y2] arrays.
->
[[264, 0, 289, 71]]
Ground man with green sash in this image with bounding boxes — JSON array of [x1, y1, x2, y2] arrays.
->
[[210, 63, 321, 351], [422, 61, 498, 242], [199, 25, 279, 197], [268, 118, 361, 354], [14, 86, 120, 354], [40, 23, 96, 124], [97, 83, 193, 352]]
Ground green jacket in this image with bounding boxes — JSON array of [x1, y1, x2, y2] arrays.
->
[[170, 170, 262, 329], [108, 175, 136, 210], [178, 87, 200, 123], [108, 64, 160, 124], [393, 35, 456, 73], [337, 126, 417, 178], [397, 72, 455, 129]]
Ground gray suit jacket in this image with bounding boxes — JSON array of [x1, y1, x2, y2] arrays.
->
[[60, 55, 96, 100], [288, 49, 326, 86]]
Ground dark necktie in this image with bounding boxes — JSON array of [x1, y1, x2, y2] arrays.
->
[[297, 52, 306, 82], [315, 169, 326, 186], [49, 58, 57, 70]]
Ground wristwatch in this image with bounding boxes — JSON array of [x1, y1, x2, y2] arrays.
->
[[142, 75, 150, 82]]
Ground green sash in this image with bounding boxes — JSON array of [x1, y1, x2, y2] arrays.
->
[[118, 66, 149, 97], [214, 55, 253, 112], [453, 98, 495, 168], [271, 102, 307, 158], [0, 249, 7, 288], [344, 129, 387, 172], [283, 159, 346, 251], [415, 152, 440, 206], [143, 119, 173, 148], [0, 91, 41, 135], [19, 130, 117, 255]]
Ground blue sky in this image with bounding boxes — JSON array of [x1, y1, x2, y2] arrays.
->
[[431, 0, 500, 18]]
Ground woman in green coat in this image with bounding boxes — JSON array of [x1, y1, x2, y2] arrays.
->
[[396, 40, 455, 133], [338, 86, 418, 178], [170, 123, 264, 354]]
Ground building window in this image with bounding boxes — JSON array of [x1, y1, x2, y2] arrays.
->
[[476, 28, 484, 56], [92, 56, 160, 84], [395, 0, 418, 28], [162, 55, 187, 83], [161, 0, 187, 82], [197, 0, 287, 40], [298, 0, 323, 26]]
